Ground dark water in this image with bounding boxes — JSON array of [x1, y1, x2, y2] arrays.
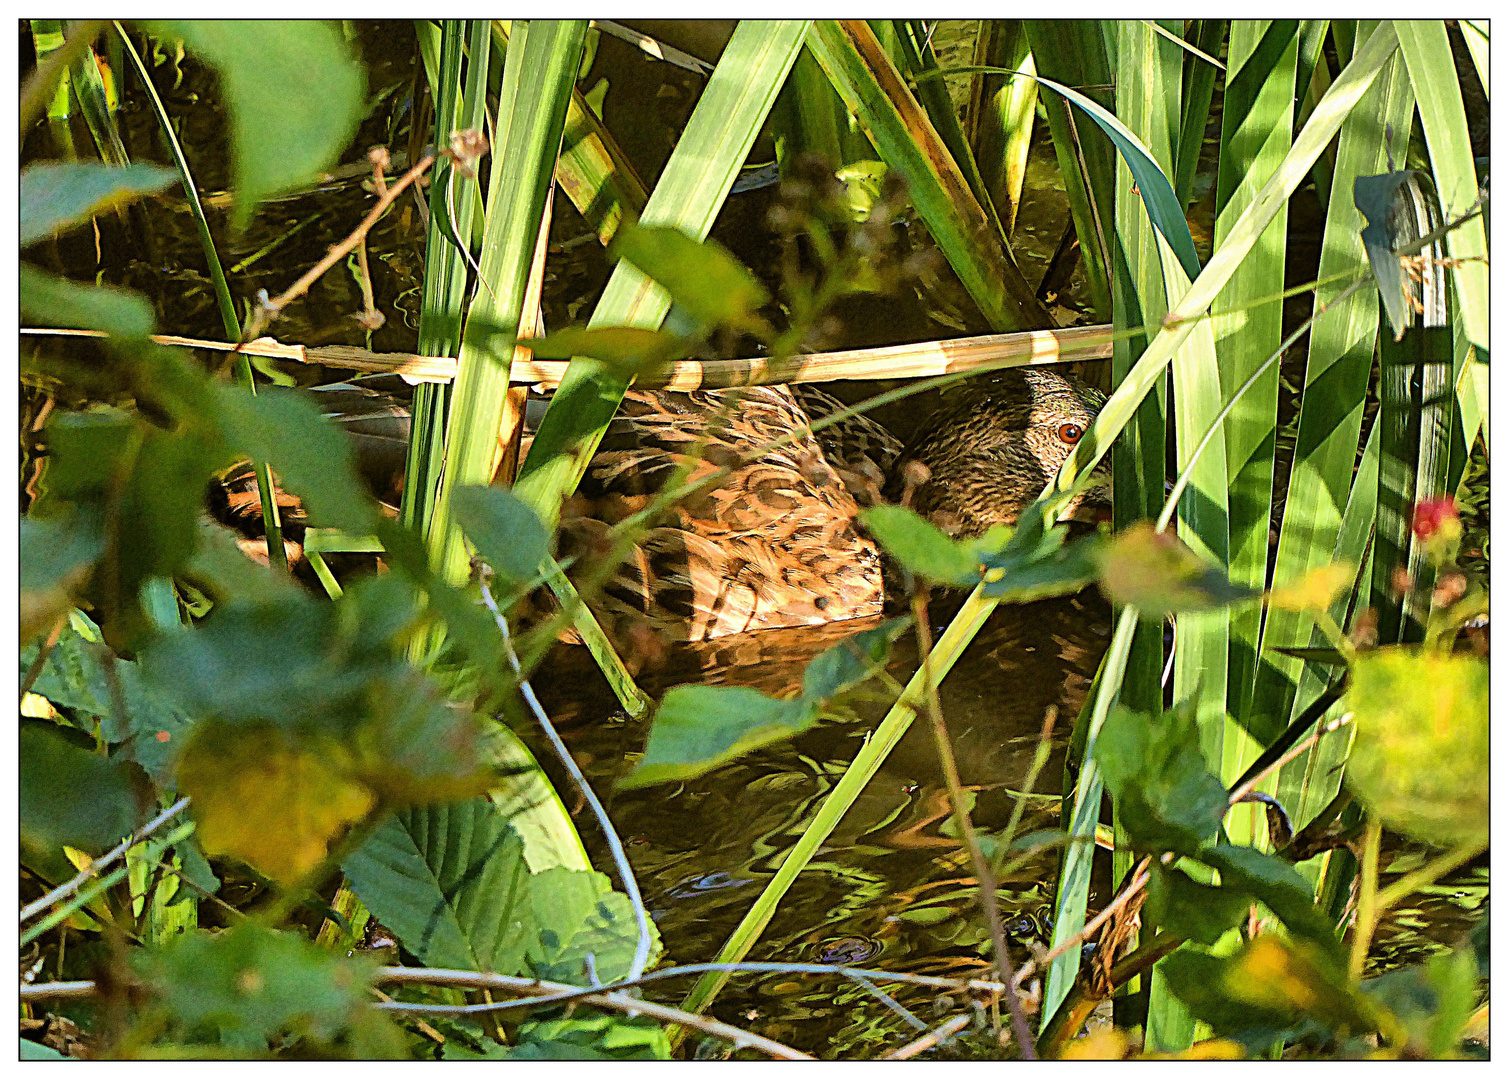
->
[[24, 19, 1484, 1059], [528, 589, 1113, 1056]]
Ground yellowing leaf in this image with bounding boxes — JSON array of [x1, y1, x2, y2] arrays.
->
[[1266, 561, 1357, 612], [1345, 648, 1489, 847], [1096, 522, 1257, 615], [1061, 1027, 1130, 1060], [178, 722, 377, 885]]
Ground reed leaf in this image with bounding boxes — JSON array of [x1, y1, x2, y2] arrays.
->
[[1251, 46, 1414, 782], [1209, 20, 1298, 825], [965, 22, 1038, 234], [1023, 20, 1117, 318], [402, 20, 488, 550], [806, 19, 1052, 332], [514, 20, 808, 531], [428, 20, 586, 583]]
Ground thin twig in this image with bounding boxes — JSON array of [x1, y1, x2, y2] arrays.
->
[[20, 797, 190, 924], [1012, 859, 1152, 990], [245, 150, 441, 338], [911, 592, 1036, 1059], [1226, 713, 1352, 806], [479, 578, 653, 983], [885, 1013, 971, 1060], [375, 967, 810, 1060]]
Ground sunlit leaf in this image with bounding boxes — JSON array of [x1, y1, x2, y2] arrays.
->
[[132, 923, 405, 1056], [1266, 561, 1357, 612], [1093, 705, 1228, 856], [145, 20, 365, 228], [527, 867, 661, 984], [20, 162, 177, 246], [1161, 936, 1378, 1051], [801, 617, 910, 701], [343, 799, 535, 972], [1344, 647, 1489, 847], [609, 221, 771, 332], [452, 484, 552, 583], [521, 325, 691, 380], [860, 504, 981, 585], [19, 263, 156, 339], [620, 686, 817, 789], [1096, 522, 1259, 615], [178, 721, 378, 885]]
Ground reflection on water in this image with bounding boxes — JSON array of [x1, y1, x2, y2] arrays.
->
[[530, 588, 1112, 1057]]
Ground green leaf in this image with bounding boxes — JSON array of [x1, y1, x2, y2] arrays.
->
[[527, 867, 661, 984], [1093, 705, 1228, 856], [1160, 936, 1378, 1051], [214, 384, 379, 537], [1201, 843, 1343, 955], [20, 162, 178, 246], [1344, 647, 1489, 847], [608, 221, 770, 332], [1145, 863, 1252, 946], [1353, 169, 1422, 340], [861, 504, 982, 585], [511, 1012, 671, 1060], [620, 685, 818, 789], [20, 719, 149, 873], [19, 263, 156, 338], [521, 325, 691, 379], [1096, 521, 1259, 616], [132, 923, 404, 1056], [22, 611, 196, 786], [177, 720, 379, 885], [19, 509, 103, 642], [342, 799, 535, 972], [452, 485, 552, 583], [145, 20, 365, 229], [800, 616, 910, 701]]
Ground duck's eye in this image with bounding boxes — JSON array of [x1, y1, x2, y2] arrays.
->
[[1058, 423, 1084, 444]]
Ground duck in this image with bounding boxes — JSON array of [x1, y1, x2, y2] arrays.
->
[[210, 367, 1109, 643]]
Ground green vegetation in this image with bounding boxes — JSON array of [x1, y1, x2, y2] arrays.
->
[[20, 18, 1487, 1060]]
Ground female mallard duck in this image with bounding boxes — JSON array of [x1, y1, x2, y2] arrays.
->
[[557, 367, 1107, 642], [213, 368, 1107, 642]]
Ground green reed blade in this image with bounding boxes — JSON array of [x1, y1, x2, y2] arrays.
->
[[1039, 21, 1401, 1038], [1047, 21, 1401, 508], [895, 20, 1007, 243], [806, 19, 1053, 332], [514, 20, 808, 530], [428, 20, 586, 584], [1251, 45, 1413, 773], [402, 20, 488, 548], [1172, 19, 1227, 209], [770, 44, 874, 176], [116, 23, 286, 574], [1023, 20, 1117, 318], [495, 19, 648, 246], [965, 22, 1038, 234], [1209, 20, 1298, 813], [1396, 21, 1488, 357]]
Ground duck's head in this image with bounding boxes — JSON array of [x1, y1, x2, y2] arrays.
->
[[883, 367, 1110, 538]]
